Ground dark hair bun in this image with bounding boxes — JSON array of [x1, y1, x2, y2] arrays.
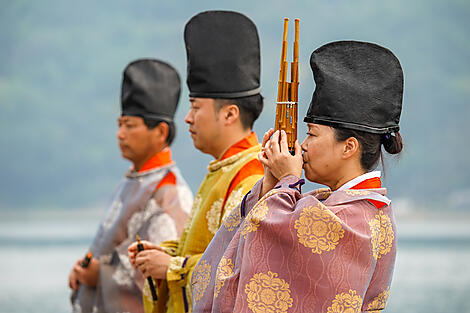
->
[[382, 132, 403, 154]]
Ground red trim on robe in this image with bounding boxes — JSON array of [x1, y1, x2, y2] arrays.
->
[[351, 177, 385, 209], [136, 148, 177, 190], [221, 133, 264, 207], [220, 132, 259, 160]]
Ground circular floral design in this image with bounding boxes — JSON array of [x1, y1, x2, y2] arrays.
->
[[244, 271, 293, 313], [222, 188, 244, 221], [241, 200, 269, 238], [369, 211, 394, 259], [223, 207, 242, 231], [327, 289, 363, 313], [206, 198, 224, 234], [182, 194, 201, 235], [367, 286, 390, 312], [214, 257, 235, 298], [192, 260, 212, 302], [294, 205, 345, 254]]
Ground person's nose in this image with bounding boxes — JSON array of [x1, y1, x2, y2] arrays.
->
[[184, 110, 193, 124], [117, 126, 125, 140]]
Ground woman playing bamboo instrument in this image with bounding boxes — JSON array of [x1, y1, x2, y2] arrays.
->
[[191, 40, 404, 312]]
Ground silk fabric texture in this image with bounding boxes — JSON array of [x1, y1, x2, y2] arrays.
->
[[72, 151, 193, 313], [143, 141, 263, 313], [192, 175, 396, 313]]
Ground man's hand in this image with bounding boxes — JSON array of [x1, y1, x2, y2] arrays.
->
[[259, 130, 302, 181], [68, 262, 80, 291], [134, 249, 171, 280], [70, 258, 100, 288], [128, 240, 166, 267]]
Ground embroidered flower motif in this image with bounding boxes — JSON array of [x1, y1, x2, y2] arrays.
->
[[345, 189, 371, 196], [369, 211, 394, 259], [222, 187, 244, 221], [176, 184, 193, 214], [102, 199, 123, 231], [367, 286, 390, 312], [147, 213, 177, 244], [244, 271, 293, 313], [112, 253, 134, 287], [327, 289, 363, 313], [294, 205, 345, 254], [192, 260, 212, 302], [127, 198, 161, 238], [240, 189, 281, 238], [206, 198, 224, 234], [168, 256, 186, 273], [214, 257, 235, 298], [182, 194, 201, 235], [241, 200, 269, 238], [223, 207, 242, 231]]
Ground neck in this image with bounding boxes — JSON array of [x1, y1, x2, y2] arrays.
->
[[326, 164, 365, 191], [132, 146, 167, 171], [213, 128, 252, 160]]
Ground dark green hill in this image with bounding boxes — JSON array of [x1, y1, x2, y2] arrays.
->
[[1, 0, 469, 210]]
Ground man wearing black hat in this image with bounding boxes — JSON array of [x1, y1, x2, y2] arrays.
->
[[68, 59, 193, 313], [128, 11, 264, 313]]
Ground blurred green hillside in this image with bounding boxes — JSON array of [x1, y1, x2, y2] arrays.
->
[[1, 0, 469, 210]]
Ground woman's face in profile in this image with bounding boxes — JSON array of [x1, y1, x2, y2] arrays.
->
[[301, 123, 344, 185]]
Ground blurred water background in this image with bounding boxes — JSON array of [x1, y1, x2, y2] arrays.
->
[[1, 0, 469, 312], [1, 209, 470, 313]]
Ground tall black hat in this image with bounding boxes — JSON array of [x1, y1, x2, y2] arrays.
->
[[184, 10, 261, 98], [304, 41, 403, 134], [121, 59, 181, 122]]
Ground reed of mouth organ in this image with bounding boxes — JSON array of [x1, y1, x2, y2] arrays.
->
[[275, 18, 299, 154]]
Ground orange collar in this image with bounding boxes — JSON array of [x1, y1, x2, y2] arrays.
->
[[351, 177, 382, 189], [137, 148, 173, 173], [351, 177, 384, 209], [220, 132, 259, 160]]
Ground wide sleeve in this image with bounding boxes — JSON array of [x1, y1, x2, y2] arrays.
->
[[153, 179, 192, 238], [229, 175, 393, 312]]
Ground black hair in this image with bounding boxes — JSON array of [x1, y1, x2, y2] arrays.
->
[[214, 94, 264, 129], [333, 128, 403, 171], [143, 118, 176, 146]]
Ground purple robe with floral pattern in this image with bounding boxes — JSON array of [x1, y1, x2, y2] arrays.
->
[[191, 175, 396, 313]]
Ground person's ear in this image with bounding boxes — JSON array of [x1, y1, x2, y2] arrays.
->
[[222, 104, 239, 125], [153, 122, 169, 145], [342, 137, 360, 160]]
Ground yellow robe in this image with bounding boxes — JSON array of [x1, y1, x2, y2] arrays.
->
[[143, 144, 262, 313]]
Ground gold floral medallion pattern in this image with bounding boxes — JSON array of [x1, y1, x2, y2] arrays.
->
[[369, 211, 394, 259], [241, 200, 268, 238], [222, 187, 244, 221], [206, 198, 224, 234], [182, 194, 201, 235], [294, 204, 345, 254], [214, 257, 235, 298], [223, 206, 242, 231], [192, 260, 212, 302], [244, 271, 293, 313], [366, 286, 390, 312], [168, 256, 186, 273], [327, 289, 363, 313], [240, 189, 280, 238], [345, 189, 371, 196]]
